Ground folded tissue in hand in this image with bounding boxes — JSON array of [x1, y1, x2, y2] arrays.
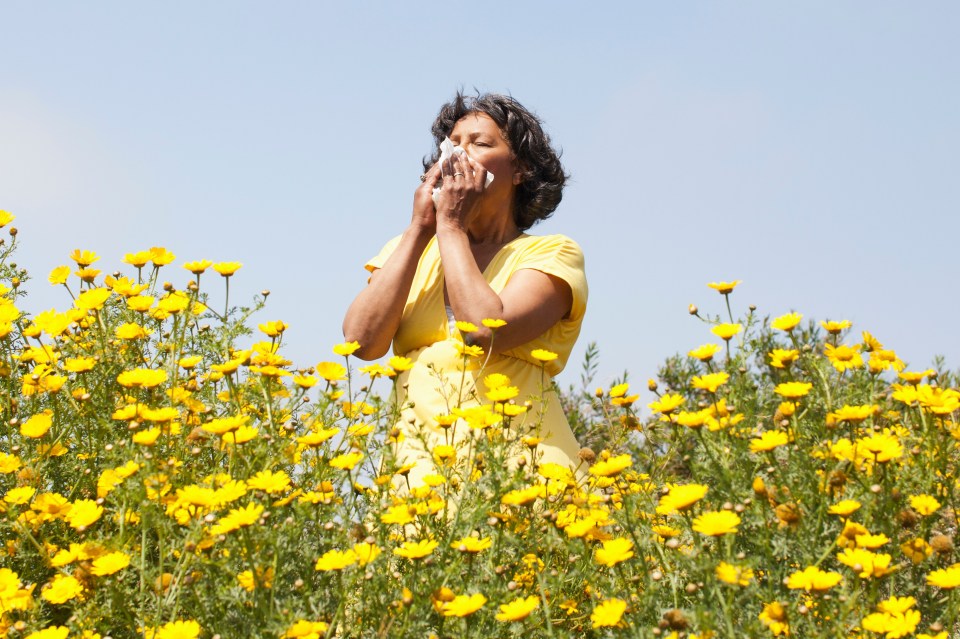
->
[[432, 137, 494, 206]]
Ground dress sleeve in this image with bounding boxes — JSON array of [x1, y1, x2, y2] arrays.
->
[[516, 235, 588, 323], [364, 235, 403, 273]]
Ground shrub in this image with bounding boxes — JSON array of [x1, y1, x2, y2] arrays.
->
[[0, 220, 958, 638]]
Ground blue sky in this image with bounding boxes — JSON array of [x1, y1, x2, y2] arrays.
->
[[2, 2, 958, 389]]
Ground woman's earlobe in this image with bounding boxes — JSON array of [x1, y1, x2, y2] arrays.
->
[[512, 171, 523, 185]]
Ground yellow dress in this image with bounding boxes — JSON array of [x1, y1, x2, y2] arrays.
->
[[365, 233, 588, 487]]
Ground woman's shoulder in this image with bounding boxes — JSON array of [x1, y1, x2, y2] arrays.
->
[[512, 233, 585, 267], [514, 233, 583, 254]]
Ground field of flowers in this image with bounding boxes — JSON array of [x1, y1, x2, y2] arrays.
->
[[0, 210, 958, 639]]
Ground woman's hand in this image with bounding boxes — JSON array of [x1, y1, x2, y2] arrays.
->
[[435, 152, 489, 232], [411, 162, 442, 233]]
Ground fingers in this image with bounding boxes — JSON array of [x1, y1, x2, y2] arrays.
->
[[452, 154, 473, 186], [462, 154, 487, 190], [441, 154, 455, 181], [425, 161, 442, 188]]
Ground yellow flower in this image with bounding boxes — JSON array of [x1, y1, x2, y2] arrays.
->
[[441, 593, 487, 617], [648, 393, 684, 415], [690, 371, 729, 393], [827, 499, 861, 516], [692, 510, 741, 536], [868, 349, 905, 373], [771, 312, 802, 332], [711, 323, 742, 341], [247, 470, 292, 494], [786, 565, 842, 591], [329, 451, 364, 470], [21, 410, 54, 438], [296, 427, 340, 447], [877, 596, 917, 615], [759, 601, 789, 636], [75, 287, 112, 311], [688, 343, 721, 361], [47, 265, 71, 286], [656, 483, 708, 515], [314, 549, 358, 571], [352, 542, 381, 566], [42, 574, 85, 604], [4, 486, 36, 505], [837, 548, 893, 578], [856, 431, 903, 463], [820, 319, 851, 334], [183, 259, 212, 275], [201, 415, 248, 435], [768, 348, 800, 368], [315, 361, 347, 381], [210, 503, 264, 536], [33, 309, 72, 337], [590, 598, 627, 628], [393, 539, 439, 560], [116, 323, 151, 340], [927, 563, 960, 589], [154, 620, 200, 639], [213, 261, 242, 276], [707, 280, 741, 294], [259, 320, 288, 337], [455, 320, 478, 333], [530, 348, 558, 362], [675, 410, 709, 429], [333, 341, 360, 357], [909, 494, 941, 516], [829, 404, 878, 424], [25, 628, 70, 639], [824, 343, 864, 372], [121, 251, 150, 268], [69, 249, 100, 267], [90, 551, 131, 576], [861, 609, 920, 639], [117, 368, 168, 389], [773, 382, 812, 399], [67, 499, 104, 529], [589, 453, 632, 477], [749, 430, 790, 453], [388, 355, 413, 372], [900, 538, 932, 564], [132, 428, 161, 446], [0, 210, 15, 227], [452, 536, 492, 553], [898, 369, 934, 384], [594, 537, 634, 567], [495, 595, 540, 622], [0, 452, 22, 474], [482, 318, 507, 328], [237, 567, 273, 591], [715, 561, 753, 586], [454, 341, 484, 358], [281, 620, 329, 639]]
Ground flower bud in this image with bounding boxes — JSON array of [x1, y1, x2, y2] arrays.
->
[[688, 304, 698, 315]]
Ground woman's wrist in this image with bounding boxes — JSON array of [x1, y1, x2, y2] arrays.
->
[[405, 221, 436, 241]]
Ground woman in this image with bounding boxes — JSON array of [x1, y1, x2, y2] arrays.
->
[[343, 93, 587, 488]]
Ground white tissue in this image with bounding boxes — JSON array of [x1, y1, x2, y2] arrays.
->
[[432, 137, 494, 206]]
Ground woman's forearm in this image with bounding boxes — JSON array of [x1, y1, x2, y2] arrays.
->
[[342, 224, 433, 360], [434, 224, 507, 349]]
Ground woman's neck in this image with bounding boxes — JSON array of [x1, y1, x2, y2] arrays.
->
[[467, 200, 521, 245]]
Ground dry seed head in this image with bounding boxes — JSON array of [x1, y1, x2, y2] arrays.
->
[[930, 534, 954, 554]]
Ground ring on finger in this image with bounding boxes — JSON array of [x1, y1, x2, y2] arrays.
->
[[453, 172, 464, 177]]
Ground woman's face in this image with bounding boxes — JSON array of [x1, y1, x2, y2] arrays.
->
[[448, 113, 518, 188]]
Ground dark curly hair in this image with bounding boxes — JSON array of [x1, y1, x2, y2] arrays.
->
[[424, 92, 568, 231]]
